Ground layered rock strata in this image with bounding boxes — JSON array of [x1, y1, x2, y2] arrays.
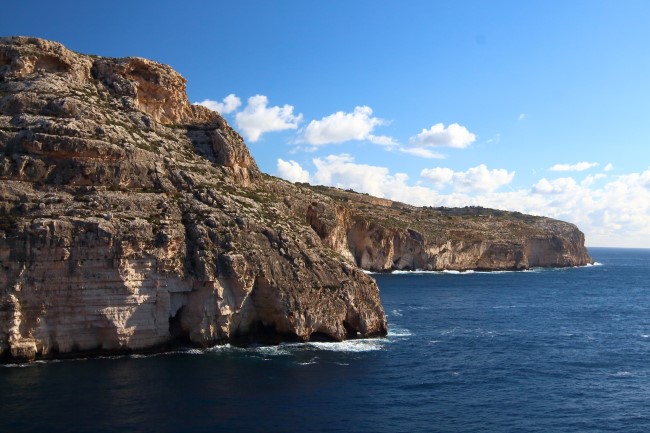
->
[[0, 37, 386, 361]]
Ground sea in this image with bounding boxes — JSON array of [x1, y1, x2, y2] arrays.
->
[[2, 247, 650, 432]]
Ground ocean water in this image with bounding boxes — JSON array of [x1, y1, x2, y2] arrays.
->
[[2, 247, 650, 432]]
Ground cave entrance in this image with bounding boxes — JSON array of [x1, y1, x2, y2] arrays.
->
[[168, 307, 190, 346]]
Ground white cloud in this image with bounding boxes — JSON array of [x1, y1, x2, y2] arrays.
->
[[368, 134, 398, 146], [312, 154, 401, 198], [277, 159, 310, 183], [549, 162, 598, 172], [532, 177, 578, 194], [451, 164, 515, 193], [604, 163, 614, 172], [299, 106, 394, 146], [420, 167, 454, 188], [410, 123, 476, 148], [235, 95, 302, 142], [421, 165, 516, 193], [195, 94, 242, 114], [399, 147, 446, 159]]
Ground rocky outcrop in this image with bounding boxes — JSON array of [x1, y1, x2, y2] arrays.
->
[[0, 37, 386, 362], [298, 187, 592, 272]]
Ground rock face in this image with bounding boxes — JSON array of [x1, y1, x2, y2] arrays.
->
[[0, 37, 386, 361], [298, 187, 592, 272], [0, 37, 591, 362]]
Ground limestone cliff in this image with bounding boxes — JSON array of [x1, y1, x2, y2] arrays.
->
[[296, 186, 592, 272], [0, 37, 386, 361]]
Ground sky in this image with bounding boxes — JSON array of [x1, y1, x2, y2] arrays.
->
[[3, 0, 650, 247]]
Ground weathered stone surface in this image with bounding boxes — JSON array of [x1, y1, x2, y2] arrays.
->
[[297, 186, 592, 272], [0, 37, 385, 362]]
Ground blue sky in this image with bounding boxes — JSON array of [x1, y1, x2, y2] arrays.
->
[[3, 1, 650, 247]]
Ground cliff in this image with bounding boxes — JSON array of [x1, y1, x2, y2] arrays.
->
[[0, 37, 386, 361], [0, 37, 590, 362], [298, 186, 592, 271]]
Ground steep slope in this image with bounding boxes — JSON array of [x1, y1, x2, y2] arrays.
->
[[0, 37, 386, 361]]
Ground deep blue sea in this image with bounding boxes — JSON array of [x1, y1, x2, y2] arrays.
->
[[2, 247, 650, 432]]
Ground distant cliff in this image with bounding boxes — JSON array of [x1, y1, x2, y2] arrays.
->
[[0, 37, 590, 362], [298, 186, 592, 272]]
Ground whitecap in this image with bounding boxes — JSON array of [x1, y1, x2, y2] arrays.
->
[[388, 326, 412, 338], [391, 309, 403, 317]]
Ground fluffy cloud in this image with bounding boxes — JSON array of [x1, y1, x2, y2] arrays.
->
[[549, 162, 598, 172], [452, 164, 515, 193], [195, 94, 242, 114], [277, 158, 310, 183], [604, 163, 614, 172], [420, 167, 454, 188], [532, 177, 578, 194], [299, 106, 395, 146], [312, 154, 403, 197], [235, 95, 302, 142], [410, 123, 476, 148], [421, 165, 514, 193]]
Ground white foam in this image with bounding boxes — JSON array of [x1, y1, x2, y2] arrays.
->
[[253, 345, 293, 356], [308, 339, 385, 353], [387, 326, 412, 338], [391, 309, 403, 317], [361, 269, 376, 274]]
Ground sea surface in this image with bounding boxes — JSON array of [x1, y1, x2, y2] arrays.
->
[[2, 247, 650, 432]]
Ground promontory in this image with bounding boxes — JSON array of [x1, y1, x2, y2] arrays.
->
[[0, 37, 591, 361]]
